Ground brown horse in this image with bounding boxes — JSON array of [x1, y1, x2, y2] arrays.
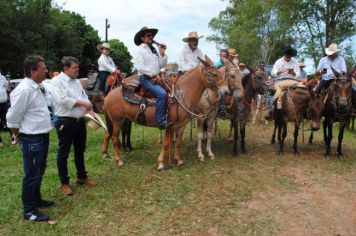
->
[[230, 68, 273, 156], [322, 69, 352, 159], [103, 56, 229, 170]]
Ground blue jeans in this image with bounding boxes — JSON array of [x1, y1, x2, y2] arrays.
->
[[55, 118, 87, 184], [19, 133, 49, 214], [139, 75, 168, 126]]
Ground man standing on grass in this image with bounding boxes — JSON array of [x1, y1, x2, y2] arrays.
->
[[6, 55, 53, 222], [50, 56, 96, 196]]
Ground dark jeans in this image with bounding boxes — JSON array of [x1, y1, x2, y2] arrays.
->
[[19, 133, 49, 214], [98, 71, 110, 96], [55, 117, 87, 184], [315, 79, 333, 94], [139, 74, 168, 126]]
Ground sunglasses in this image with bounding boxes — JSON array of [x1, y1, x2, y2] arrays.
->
[[145, 34, 153, 38]]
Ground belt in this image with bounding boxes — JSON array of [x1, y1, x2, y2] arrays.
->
[[19, 133, 49, 138], [58, 116, 84, 122]]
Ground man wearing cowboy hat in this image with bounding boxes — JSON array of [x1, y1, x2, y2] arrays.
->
[[133, 27, 172, 129], [178, 31, 204, 74], [298, 62, 307, 81], [227, 48, 239, 66], [97, 42, 120, 96], [315, 43, 347, 94]]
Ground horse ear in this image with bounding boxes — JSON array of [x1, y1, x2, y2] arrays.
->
[[204, 55, 214, 67], [330, 66, 340, 78], [245, 64, 256, 73], [198, 56, 210, 67]]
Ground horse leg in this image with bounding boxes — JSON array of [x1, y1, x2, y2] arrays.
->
[[197, 118, 205, 161], [293, 123, 299, 156], [102, 132, 111, 159], [125, 119, 133, 151], [271, 121, 277, 144], [325, 121, 333, 159], [308, 131, 314, 144], [112, 122, 124, 166], [232, 117, 239, 157], [240, 122, 247, 154], [206, 117, 215, 160], [174, 126, 185, 166], [337, 124, 346, 159], [323, 119, 328, 146], [279, 123, 287, 155], [157, 128, 172, 170], [228, 119, 233, 142]]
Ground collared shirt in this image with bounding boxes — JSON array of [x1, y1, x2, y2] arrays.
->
[[98, 54, 116, 73], [6, 77, 52, 134], [271, 57, 300, 80], [299, 69, 307, 80], [50, 72, 90, 118], [134, 43, 168, 77], [316, 55, 347, 81], [0, 73, 8, 103], [178, 44, 203, 72]]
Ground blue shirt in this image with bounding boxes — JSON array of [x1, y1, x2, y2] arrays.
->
[[316, 56, 347, 81]]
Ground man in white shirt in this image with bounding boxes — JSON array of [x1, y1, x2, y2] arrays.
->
[[298, 62, 308, 81], [6, 55, 53, 222], [0, 71, 12, 147], [50, 56, 95, 196], [97, 43, 120, 95], [178, 31, 204, 74], [133, 26, 172, 129], [315, 43, 347, 94], [271, 46, 300, 83]]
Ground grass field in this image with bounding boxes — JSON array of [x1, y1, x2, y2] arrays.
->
[[0, 119, 356, 235]]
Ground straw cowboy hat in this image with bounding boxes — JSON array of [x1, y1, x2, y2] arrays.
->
[[85, 113, 108, 132], [325, 43, 341, 56], [239, 63, 246, 67], [134, 26, 158, 46], [298, 62, 305, 68], [97, 42, 112, 52], [228, 48, 239, 57], [182, 31, 204, 43]]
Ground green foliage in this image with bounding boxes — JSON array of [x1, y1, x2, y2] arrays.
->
[[108, 39, 133, 75]]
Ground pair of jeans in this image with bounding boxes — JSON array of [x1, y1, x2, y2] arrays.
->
[[19, 133, 49, 214], [98, 71, 110, 96], [55, 118, 87, 184], [139, 75, 168, 126], [315, 79, 333, 94]]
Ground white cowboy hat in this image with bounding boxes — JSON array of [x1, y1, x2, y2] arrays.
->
[[85, 113, 108, 132], [97, 42, 112, 52], [325, 43, 341, 56], [182, 31, 204, 43]]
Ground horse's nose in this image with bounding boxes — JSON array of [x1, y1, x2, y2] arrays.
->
[[339, 98, 349, 107]]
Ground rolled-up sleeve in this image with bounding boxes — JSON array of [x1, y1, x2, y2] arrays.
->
[[6, 89, 29, 128], [49, 81, 77, 109]]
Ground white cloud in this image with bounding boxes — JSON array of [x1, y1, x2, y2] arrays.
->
[[54, 0, 228, 63]]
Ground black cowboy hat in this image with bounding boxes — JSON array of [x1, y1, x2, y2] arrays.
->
[[134, 27, 158, 46], [283, 45, 297, 57]]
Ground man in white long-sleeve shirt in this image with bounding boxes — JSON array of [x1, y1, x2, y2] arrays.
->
[[50, 56, 95, 196], [97, 43, 120, 95], [271, 45, 300, 83], [133, 26, 172, 129], [178, 31, 204, 74], [7, 55, 53, 222]]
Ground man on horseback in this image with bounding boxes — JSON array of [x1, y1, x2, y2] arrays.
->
[[97, 42, 121, 96], [133, 27, 173, 130], [178, 31, 204, 74], [315, 43, 347, 94]]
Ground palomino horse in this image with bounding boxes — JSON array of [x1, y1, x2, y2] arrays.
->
[[195, 58, 244, 161], [103, 56, 229, 170], [270, 77, 323, 155], [322, 69, 352, 159]]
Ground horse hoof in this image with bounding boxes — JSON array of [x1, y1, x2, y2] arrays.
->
[[157, 163, 165, 171], [279, 152, 283, 156], [209, 155, 215, 160], [197, 154, 205, 162], [233, 153, 239, 158], [338, 155, 344, 160], [241, 150, 247, 155], [177, 160, 185, 167], [127, 147, 134, 152], [102, 154, 110, 160], [116, 160, 124, 167], [325, 155, 330, 160], [294, 152, 299, 157], [271, 140, 275, 145]]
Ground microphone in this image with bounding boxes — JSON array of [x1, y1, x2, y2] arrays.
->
[[152, 40, 167, 49]]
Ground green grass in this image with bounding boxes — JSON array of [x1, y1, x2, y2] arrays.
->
[[0, 120, 356, 235]]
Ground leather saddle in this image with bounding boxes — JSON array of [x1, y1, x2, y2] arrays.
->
[[122, 73, 177, 106]]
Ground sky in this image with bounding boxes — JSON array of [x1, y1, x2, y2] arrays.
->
[[54, 0, 229, 64]]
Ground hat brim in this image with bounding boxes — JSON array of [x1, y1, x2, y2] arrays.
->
[[325, 48, 341, 56], [97, 45, 113, 52], [134, 28, 158, 46], [182, 35, 204, 43]]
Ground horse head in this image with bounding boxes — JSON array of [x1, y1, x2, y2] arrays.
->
[[308, 91, 325, 131], [221, 58, 244, 100], [332, 75, 352, 108], [246, 66, 273, 96], [197, 56, 229, 96]]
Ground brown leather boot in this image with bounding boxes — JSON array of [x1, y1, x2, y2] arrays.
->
[[61, 184, 74, 196], [76, 178, 96, 187]]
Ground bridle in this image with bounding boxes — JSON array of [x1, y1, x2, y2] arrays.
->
[[199, 66, 225, 89]]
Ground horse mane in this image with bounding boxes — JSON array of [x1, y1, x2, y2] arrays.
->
[[242, 73, 251, 87]]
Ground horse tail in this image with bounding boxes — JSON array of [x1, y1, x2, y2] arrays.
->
[[104, 109, 113, 137]]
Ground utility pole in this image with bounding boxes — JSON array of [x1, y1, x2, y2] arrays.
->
[[105, 18, 110, 42]]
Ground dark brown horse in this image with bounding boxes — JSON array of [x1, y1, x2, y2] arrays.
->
[[230, 69, 273, 156], [103, 56, 229, 170], [322, 69, 352, 159]]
